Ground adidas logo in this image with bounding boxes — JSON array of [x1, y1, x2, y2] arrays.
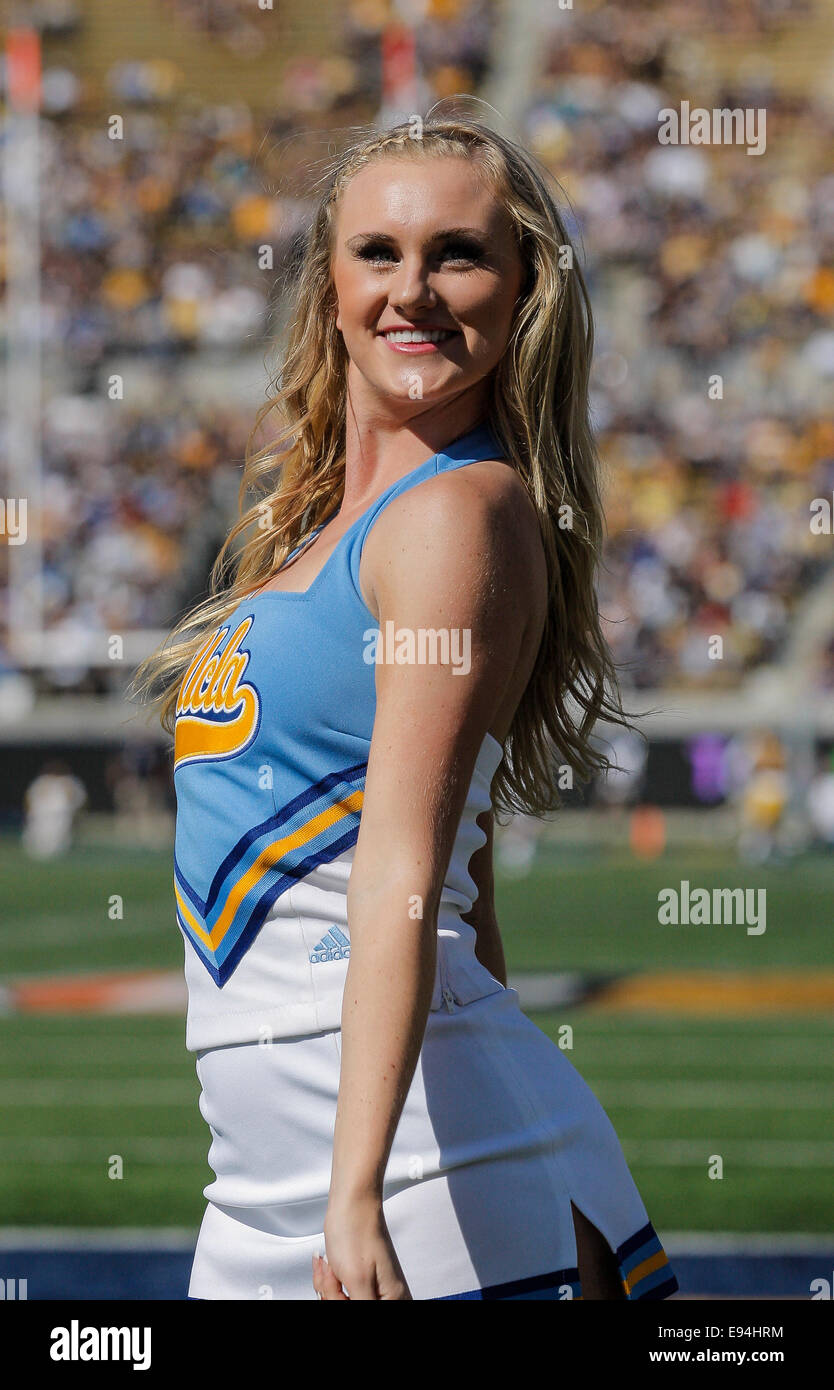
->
[[309, 926, 350, 964]]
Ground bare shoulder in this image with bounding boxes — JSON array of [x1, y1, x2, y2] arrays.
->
[[360, 456, 547, 619]]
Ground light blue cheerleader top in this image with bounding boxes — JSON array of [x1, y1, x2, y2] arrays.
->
[[173, 420, 508, 1048]]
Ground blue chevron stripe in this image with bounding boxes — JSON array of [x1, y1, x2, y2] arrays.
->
[[174, 762, 367, 920], [175, 766, 365, 986], [178, 821, 362, 986]]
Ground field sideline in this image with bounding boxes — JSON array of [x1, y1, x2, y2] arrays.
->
[[0, 836, 832, 1234]]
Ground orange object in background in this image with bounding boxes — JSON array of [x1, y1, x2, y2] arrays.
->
[[7, 970, 186, 1015], [629, 804, 666, 859], [6, 27, 41, 112]]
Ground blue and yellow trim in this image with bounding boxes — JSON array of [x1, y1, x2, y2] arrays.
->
[[433, 1223, 678, 1301], [175, 762, 366, 986], [617, 1221, 679, 1300]]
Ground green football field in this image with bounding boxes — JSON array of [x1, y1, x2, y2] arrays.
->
[[1, 836, 832, 1232]]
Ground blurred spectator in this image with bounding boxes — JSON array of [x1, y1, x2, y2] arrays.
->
[[22, 759, 87, 858], [594, 729, 649, 807], [735, 729, 790, 862], [807, 750, 834, 848]]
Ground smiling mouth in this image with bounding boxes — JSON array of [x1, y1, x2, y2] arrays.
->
[[379, 328, 460, 345]]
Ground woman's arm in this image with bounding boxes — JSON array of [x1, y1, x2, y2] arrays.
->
[[316, 459, 539, 1300]]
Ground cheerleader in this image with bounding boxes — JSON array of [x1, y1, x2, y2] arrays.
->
[[131, 114, 678, 1302]]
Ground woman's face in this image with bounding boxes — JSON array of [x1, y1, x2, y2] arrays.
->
[[330, 155, 524, 416]]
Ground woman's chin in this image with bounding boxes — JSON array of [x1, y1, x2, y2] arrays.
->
[[385, 369, 464, 403], [350, 362, 470, 410]]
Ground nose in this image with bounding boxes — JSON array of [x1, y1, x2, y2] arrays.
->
[[390, 255, 437, 314]]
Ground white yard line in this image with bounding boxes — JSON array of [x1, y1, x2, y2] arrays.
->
[[569, 1041, 834, 1064], [5, 1227, 826, 1253], [661, 1231, 834, 1253], [624, 1140, 834, 1167], [595, 1081, 833, 1108], [0, 1039, 183, 1054], [0, 1136, 831, 1168], [2, 919, 166, 946], [2, 931, 153, 951], [0, 1226, 198, 1247], [0, 1138, 203, 1162], [0, 1080, 197, 1104]]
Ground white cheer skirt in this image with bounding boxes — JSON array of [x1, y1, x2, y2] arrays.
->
[[187, 986, 677, 1301]]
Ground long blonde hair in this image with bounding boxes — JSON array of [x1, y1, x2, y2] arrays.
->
[[128, 112, 629, 820]]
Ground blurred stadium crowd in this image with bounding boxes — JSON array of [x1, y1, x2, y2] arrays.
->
[[522, 1, 833, 692], [0, 0, 832, 698]]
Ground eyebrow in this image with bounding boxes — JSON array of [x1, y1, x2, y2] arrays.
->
[[345, 227, 489, 249]]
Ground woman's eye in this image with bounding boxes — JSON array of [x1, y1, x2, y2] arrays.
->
[[357, 244, 397, 265], [440, 243, 483, 265], [356, 242, 484, 268]]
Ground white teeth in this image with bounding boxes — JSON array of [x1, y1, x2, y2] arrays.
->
[[383, 329, 455, 343]]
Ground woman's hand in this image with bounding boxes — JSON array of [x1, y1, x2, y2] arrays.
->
[[313, 1194, 412, 1300]]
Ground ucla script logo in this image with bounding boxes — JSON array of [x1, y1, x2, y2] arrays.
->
[[174, 617, 261, 771]]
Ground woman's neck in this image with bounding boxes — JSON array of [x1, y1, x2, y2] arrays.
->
[[340, 376, 489, 512]]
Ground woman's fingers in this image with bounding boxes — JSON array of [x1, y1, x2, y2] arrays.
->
[[321, 1260, 349, 1300], [313, 1253, 350, 1300]]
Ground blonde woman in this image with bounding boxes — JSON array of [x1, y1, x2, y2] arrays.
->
[[131, 114, 678, 1302]]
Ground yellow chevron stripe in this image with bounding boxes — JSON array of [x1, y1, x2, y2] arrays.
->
[[622, 1247, 669, 1296], [176, 788, 364, 956], [174, 881, 215, 951]]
